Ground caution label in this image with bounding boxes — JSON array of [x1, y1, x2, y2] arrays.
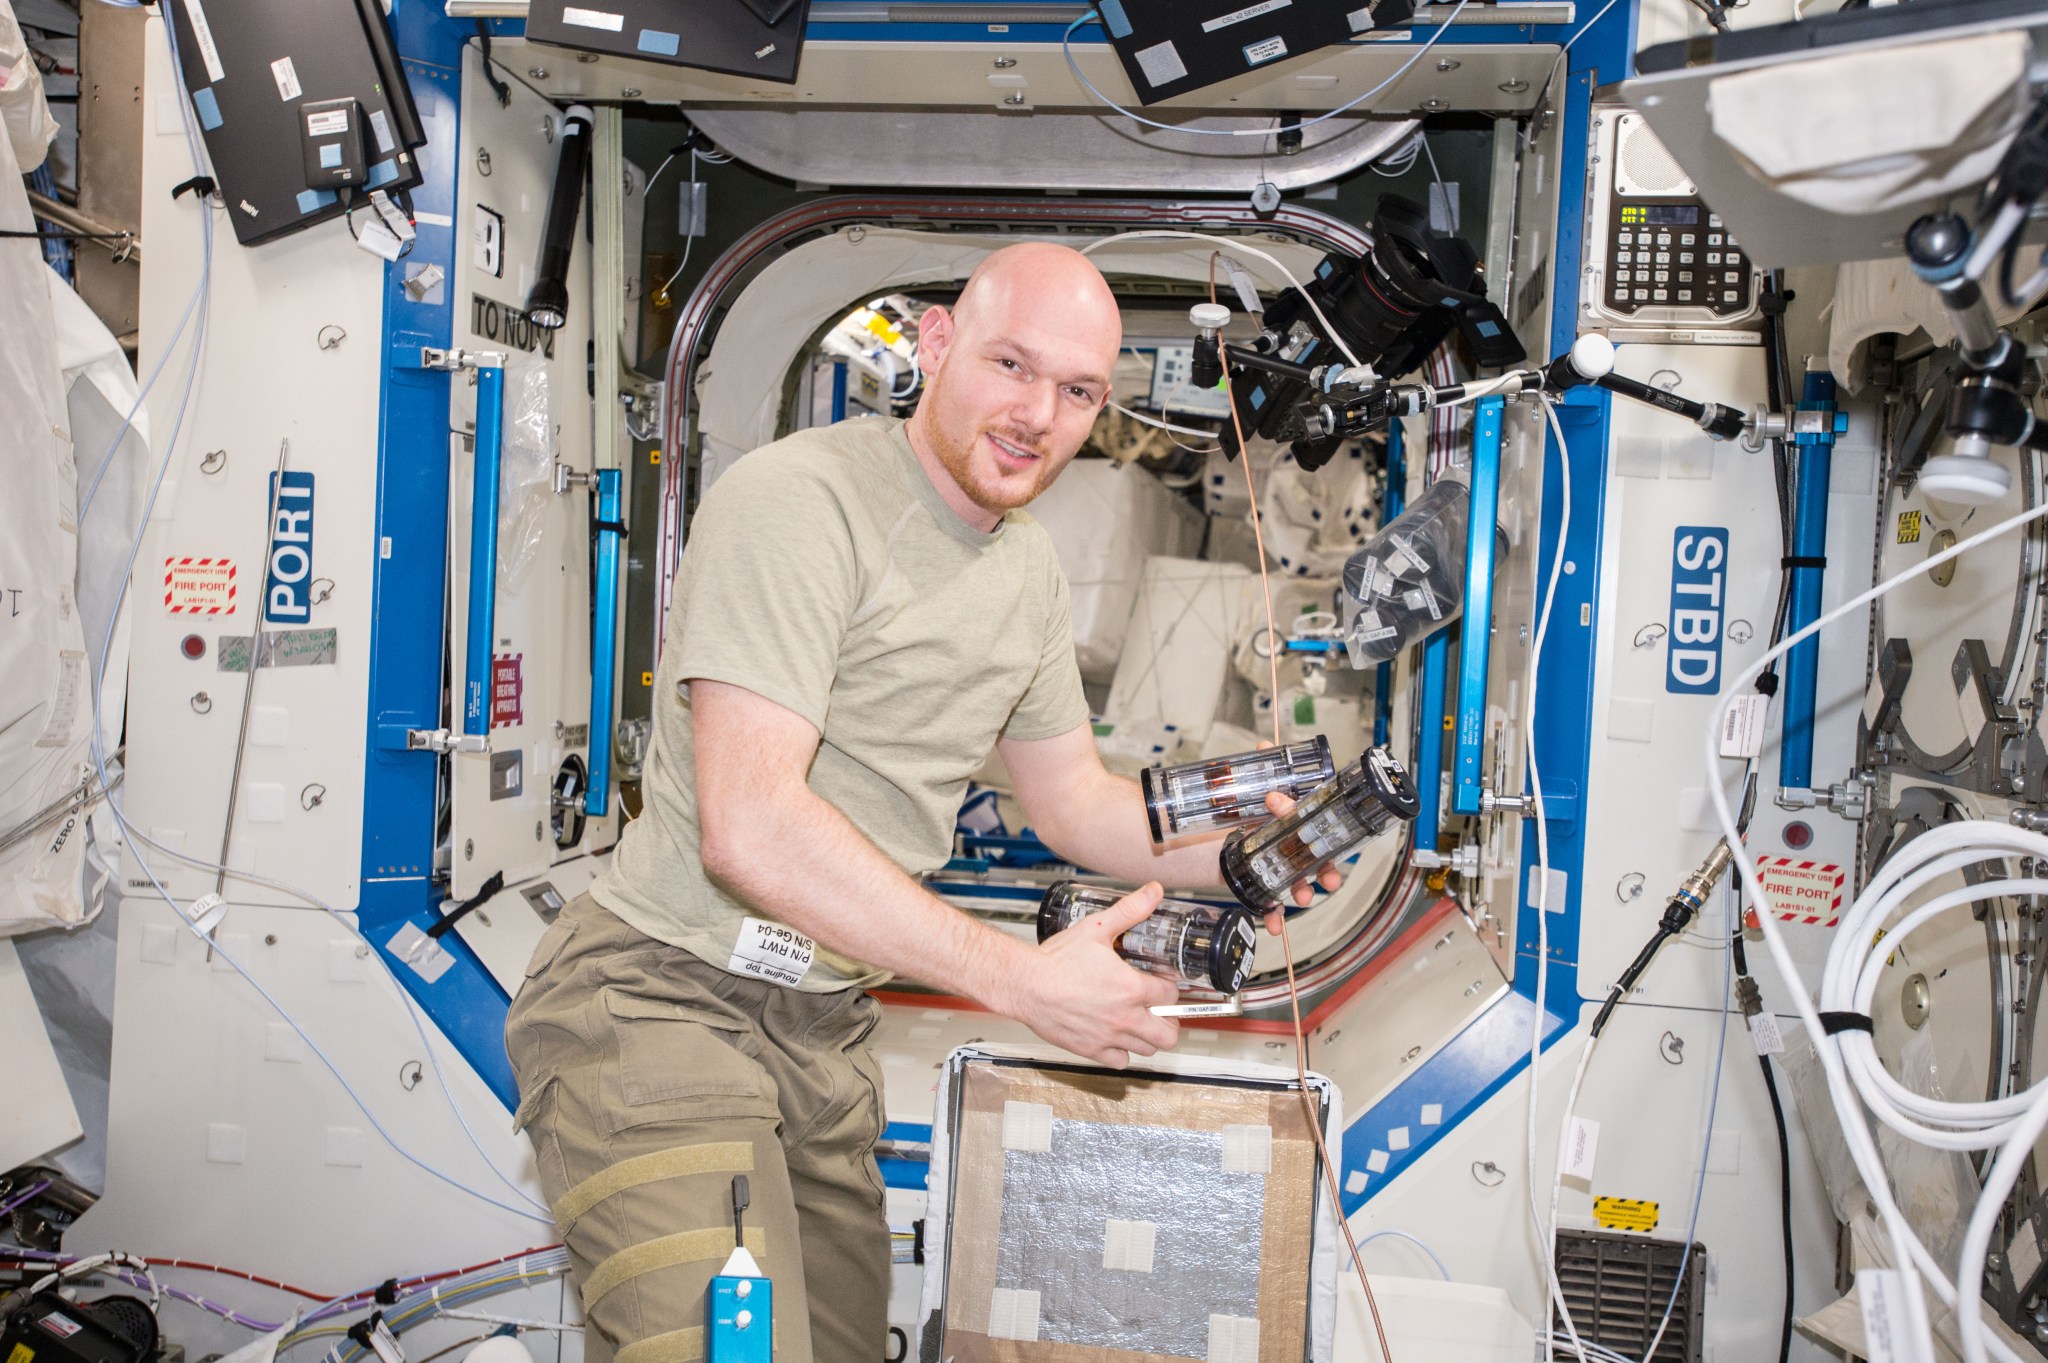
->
[[1896, 510, 1923, 544], [165, 557, 237, 614], [1593, 1196, 1659, 1233], [1755, 856, 1845, 927]]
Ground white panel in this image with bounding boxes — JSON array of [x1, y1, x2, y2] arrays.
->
[[1577, 341, 1871, 1014], [124, 16, 379, 910], [443, 47, 609, 899], [80, 898, 549, 1292], [0, 940, 84, 1170]]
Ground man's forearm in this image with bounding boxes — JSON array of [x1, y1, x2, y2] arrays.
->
[[1037, 768, 1230, 890], [707, 784, 1034, 1008]]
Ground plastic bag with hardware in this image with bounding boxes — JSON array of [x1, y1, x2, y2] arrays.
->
[[498, 360, 556, 596]]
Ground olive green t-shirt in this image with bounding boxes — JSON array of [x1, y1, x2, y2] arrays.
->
[[592, 416, 1090, 990]]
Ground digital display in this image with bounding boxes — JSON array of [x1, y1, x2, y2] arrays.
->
[[1619, 204, 1701, 225]]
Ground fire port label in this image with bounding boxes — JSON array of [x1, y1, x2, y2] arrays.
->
[[165, 557, 237, 614], [1755, 856, 1844, 927]]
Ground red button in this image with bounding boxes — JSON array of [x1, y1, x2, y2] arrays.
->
[[181, 634, 206, 660]]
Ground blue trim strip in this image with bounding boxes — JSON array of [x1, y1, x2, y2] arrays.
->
[[879, 1158, 928, 1190], [464, 361, 505, 736], [1341, 988, 1571, 1213], [1451, 397, 1504, 816], [587, 469, 623, 816], [358, 6, 520, 1110]]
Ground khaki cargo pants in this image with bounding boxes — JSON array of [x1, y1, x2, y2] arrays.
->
[[506, 893, 891, 1363]]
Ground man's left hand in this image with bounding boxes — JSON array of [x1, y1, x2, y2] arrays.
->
[[1258, 789, 1344, 934]]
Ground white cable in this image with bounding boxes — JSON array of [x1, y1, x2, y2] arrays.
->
[[1059, 0, 1473, 141], [1704, 497, 2048, 1363], [1528, 396, 1586, 1363], [1106, 397, 1222, 439], [1079, 231, 1366, 369], [657, 151, 700, 301], [1342, 1229, 1452, 1281]]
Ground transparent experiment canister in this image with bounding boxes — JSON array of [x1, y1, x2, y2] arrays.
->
[[1036, 882, 1258, 994], [1140, 735, 1336, 843], [1219, 747, 1421, 912]]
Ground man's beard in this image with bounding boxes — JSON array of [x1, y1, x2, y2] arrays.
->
[[927, 419, 1058, 516]]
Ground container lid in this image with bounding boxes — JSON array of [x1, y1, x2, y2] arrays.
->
[[1207, 910, 1258, 993], [1140, 764, 1169, 844], [1359, 746, 1422, 820]]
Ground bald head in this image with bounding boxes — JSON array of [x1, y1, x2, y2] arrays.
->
[[901, 241, 1123, 530], [951, 241, 1123, 352]]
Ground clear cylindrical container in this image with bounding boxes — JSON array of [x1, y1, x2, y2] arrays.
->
[[1219, 747, 1420, 912], [1141, 736, 1335, 844], [1339, 475, 1501, 668], [1036, 881, 1259, 994]]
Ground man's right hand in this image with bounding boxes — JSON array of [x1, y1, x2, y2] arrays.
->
[[1002, 882, 1180, 1068]]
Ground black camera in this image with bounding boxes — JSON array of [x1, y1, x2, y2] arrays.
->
[[1219, 196, 1524, 470]]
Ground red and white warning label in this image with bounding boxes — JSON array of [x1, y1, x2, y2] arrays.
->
[[164, 557, 237, 614], [1754, 856, 1844, 927]]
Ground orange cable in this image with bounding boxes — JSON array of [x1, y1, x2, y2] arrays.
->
[[1212, 255, 1396, 1363]]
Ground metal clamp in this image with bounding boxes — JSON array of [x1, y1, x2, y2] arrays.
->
[[407, 728, 489, 754], [419, 346, 506, 372], [554, 461, 595, 494]]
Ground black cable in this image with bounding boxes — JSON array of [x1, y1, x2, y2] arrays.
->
[[1731, 932, 1796, 1363], [474, 23, 512, 108]]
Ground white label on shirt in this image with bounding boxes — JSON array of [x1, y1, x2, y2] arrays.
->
[[729, 916, 815, 987]]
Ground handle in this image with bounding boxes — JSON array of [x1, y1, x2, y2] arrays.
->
[[462, 360, 505, 738], [1450, 396, 1504, 817], [586, 468, 623, 817]]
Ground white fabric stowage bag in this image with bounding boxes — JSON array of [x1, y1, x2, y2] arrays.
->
[[0, 0, 94, 935]]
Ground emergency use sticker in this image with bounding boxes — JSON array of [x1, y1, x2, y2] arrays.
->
[[165, 557, 237, 614], [729, 917, 815, 987], [1755, 856, 1844, 927]]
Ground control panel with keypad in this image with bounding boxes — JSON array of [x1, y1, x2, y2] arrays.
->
[[1605, 200, 1752, 317]]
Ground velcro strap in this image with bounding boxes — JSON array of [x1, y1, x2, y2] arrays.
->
[[553, 1142, 755, 1234], [1782, 555, 1827, 570], [1818, 1010, 1873, 1035], [616, 1329, 706, 1363], [584, 1226, 766, 1307]]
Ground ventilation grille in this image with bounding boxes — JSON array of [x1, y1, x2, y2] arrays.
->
[[1614, 115, 1695, 197], [1553, 1229, 1705, 1363]]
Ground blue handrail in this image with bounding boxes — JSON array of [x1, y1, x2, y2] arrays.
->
[[1451, 396, 1505, 816], [586, 468, 623, 816], [461, 360, 505, 738]]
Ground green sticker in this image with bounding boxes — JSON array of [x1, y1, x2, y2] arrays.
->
[[1293, 695, 1316, 726]]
